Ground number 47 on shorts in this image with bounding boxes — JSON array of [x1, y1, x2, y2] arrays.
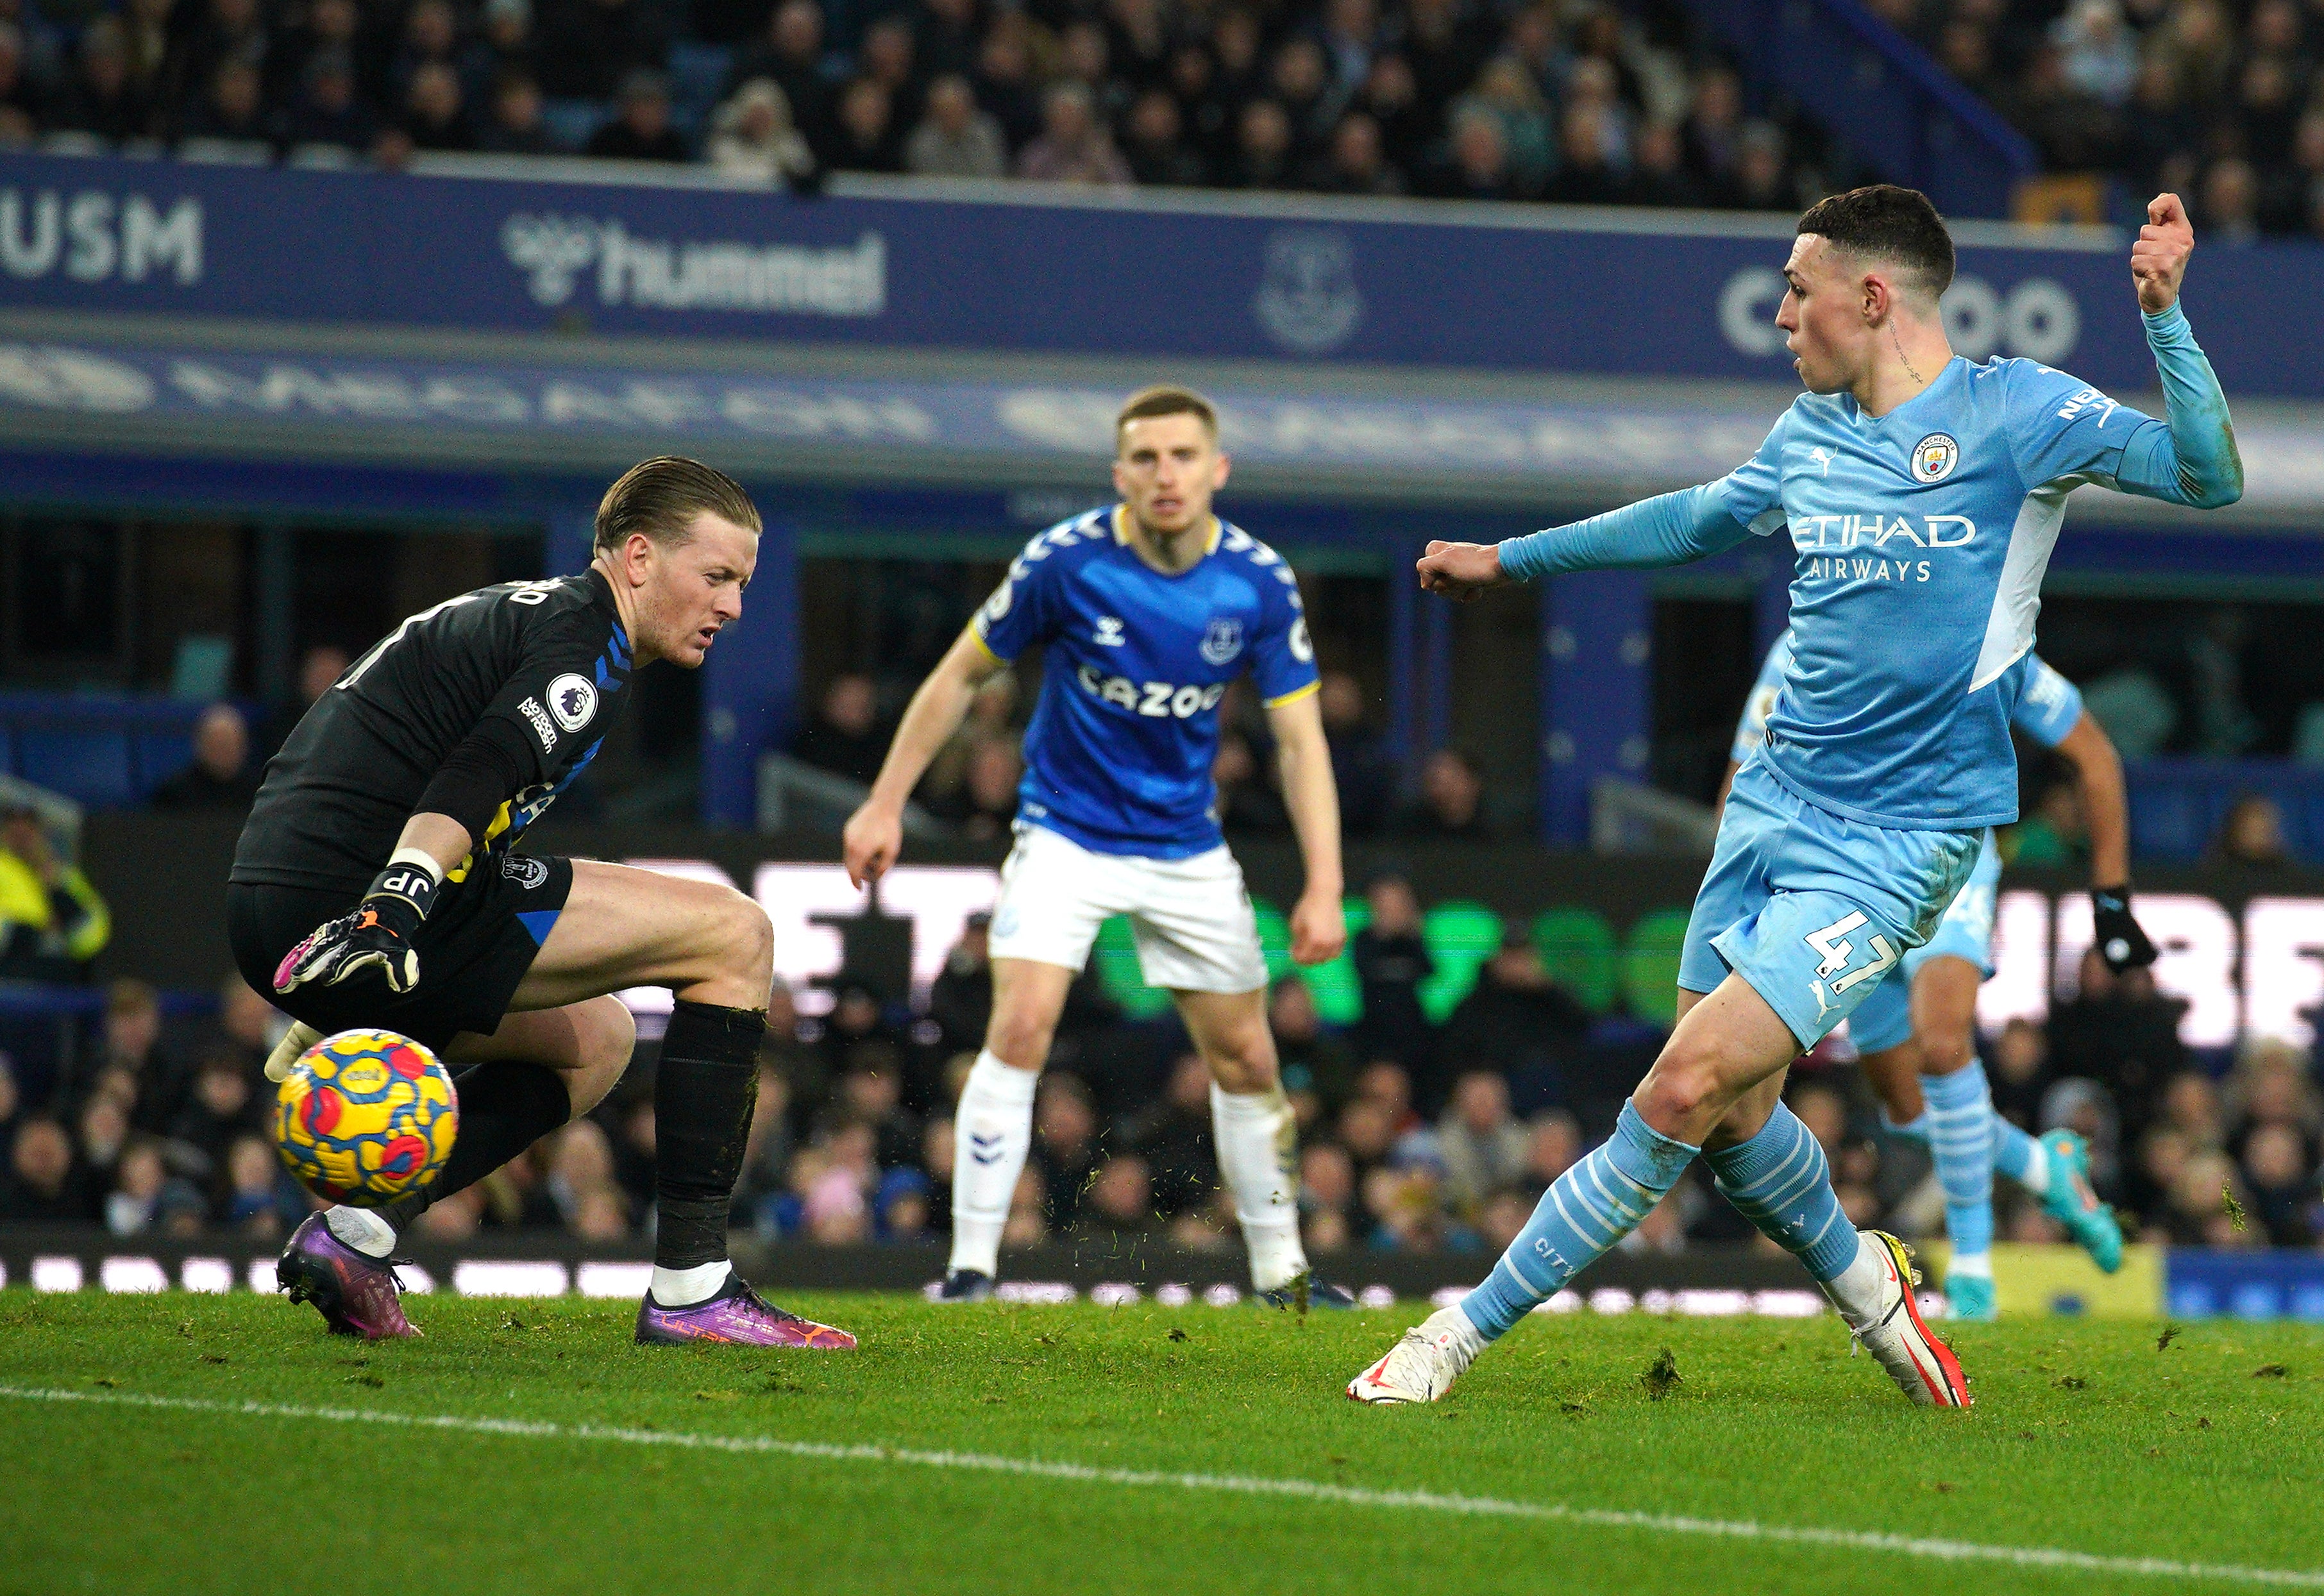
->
[[1805, 911, 1900, 1020]]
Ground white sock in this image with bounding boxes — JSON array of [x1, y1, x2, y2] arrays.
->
[[1210, 1082, 1307, 1292], [650, 1259, 730, 1307], [324, 1205, 396, 1259], [949, 1050, 1039, 1277], [1947, 1251, 1994, 1279], [1823, 1231, 1891, 1324], [2018, 1135, 2051, 1196]]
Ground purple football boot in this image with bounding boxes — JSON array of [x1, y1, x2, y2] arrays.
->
[[635, 1272, 857, 1348], [277, 1212, 419, 1340]]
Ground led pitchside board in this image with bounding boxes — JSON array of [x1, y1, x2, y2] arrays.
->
[[612, 858, 2324, 1048]]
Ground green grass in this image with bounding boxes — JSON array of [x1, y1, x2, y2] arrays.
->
[[3, 1291, 2323, 1595]]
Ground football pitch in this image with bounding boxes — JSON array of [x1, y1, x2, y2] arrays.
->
[[4, 1291, 2321, 1595]]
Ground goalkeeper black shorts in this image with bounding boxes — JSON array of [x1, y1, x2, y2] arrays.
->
[[226, 853, 575, 1051]]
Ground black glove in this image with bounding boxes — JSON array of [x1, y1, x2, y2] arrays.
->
[[2092, 884, 2157, 973], [272, 861, 438, 996]]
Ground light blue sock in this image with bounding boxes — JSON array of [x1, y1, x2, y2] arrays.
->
[[1881, 1107, 1930, 1144], [1459, 1102, 1699, 1341], [1924, 1061, 1995, 1261], [1705, 1102, 1860, 1282], [1991, 1109, 2045, 1191]]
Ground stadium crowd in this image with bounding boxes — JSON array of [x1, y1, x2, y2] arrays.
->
[[4, 869, 2320, 1259], [3, 0, 2321, 233]]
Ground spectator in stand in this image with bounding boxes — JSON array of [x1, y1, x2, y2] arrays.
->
[[179, 57, 273, 148], [0, 1117, 88, 1221], [221, 1130, 305, 1237], [153, 704, 260, 811], [905, 71, 1005, 178], [163, 0, 273, 134], [402, 61, 474, 150], [53, 18, 151, 144], [727, 0, 835, 159], [707, 76, 818, 185], [1311, 110, 1401, 194], [169, 1045, 264, 1176], [829, 1057, 922, 1172], [1436, 1069, 1529, 1216], [1077, 1152, 1155, 1237], [1524, 1107, 1581, 1190], [1130, 1052, 1220, 1213], [283, 51, 380, 154], [793, 673, 888, 785], [2046, 949, 2189, 1147], [1456, 55, 1553, 195], [470, 0, 538, 98], [105, 1136, 205, 1236], [387, 0, 462, 111], [857, 15, 924, 131], [973, 10, 1041, 152], [78, 1090, 130, 1192], [97, 979, 178, 1132], [1318, 672, 1390, 836], [1546, 101, 1627, 205], [2214, 793, 2292, 866], [1299, 1139, 1356, 1251], [476, 70, 553, 153], [208, 971, 280, 1079], [1350, 870, 1431, 1071], [586, 68, 686, 160], [1212, 729, 1288, 836], [928, 911, 994, 1055], [1724, 119, 1795, 210], [0, 807, 108, 981], [1032, 1071, 1101, 1226], [1624, 119, 1700, 206], [1016, 80, 1129, 185], [1395, 746, 1492, 841], [1422, 104, 1519, 199], [1437, 925, 1591, 1111], [943, 735, 1021, 841], [1120, 87, 1204, 186], [1987, 1014, 2051, 1133], [1227, 97, 1295, 189], [2239, 1120, 2317, 1245], [0, 24, 43, 142], [0, 1055, 19, 1144], [534, 0, 668, 99]]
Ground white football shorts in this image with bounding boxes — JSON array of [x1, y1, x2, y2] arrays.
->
[[986, 823, 1268, 995]]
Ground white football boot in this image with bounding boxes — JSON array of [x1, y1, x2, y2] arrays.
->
[[1826, 1230, 1972, 1407], [1346, 1306, 1485, 1404]]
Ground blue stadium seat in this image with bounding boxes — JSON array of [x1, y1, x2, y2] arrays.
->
[[17, 730, 137, 809], [137, 732, 196, 793], [540, 98, 612, 153]]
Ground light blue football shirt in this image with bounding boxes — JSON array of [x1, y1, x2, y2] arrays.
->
[[1708, 356, 2148, 830], [973, 506, 1318, 858], [1732, 627, 2085, 767]]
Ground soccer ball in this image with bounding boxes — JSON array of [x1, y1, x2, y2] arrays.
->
[[273, 1029, 459, 1207]]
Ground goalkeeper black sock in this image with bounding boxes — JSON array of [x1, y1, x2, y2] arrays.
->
[[651, 998, 766, 1272], [376, 1059, 571, 1234]]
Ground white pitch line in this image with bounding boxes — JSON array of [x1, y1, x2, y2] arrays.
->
[[3, 1384, 2318, 1589]]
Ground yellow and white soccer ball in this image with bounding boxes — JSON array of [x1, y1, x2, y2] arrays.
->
[[273, 1029, 459, 1207]]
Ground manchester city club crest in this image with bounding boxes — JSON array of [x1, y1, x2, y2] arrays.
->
[[1200, 617, 1245, 666], [1252, 230, 1363, 355], [1910, 432, 1961, 483]]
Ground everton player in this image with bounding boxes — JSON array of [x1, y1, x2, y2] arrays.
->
[[1731, 632, 2143, 1320], [232, 457, 854, 1349], [843, 387, 1350, 1306], [1352, 189, 2239, 1406]]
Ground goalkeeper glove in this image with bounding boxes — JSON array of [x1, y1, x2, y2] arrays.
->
[[2092, 884, 2157, 973], [273, 856, 441, 996]]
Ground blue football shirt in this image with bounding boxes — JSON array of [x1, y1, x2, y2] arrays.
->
[[972, 506, 1318, 858], [1710, 356, 2151, 830]]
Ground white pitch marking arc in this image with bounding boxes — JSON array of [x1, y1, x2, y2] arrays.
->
[[2, 1385, 2318, 1589]]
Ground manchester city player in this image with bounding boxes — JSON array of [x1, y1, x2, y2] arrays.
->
[[843, 386, 1349, 1305], [1350, 187, 2239, 1407], [1730, 632, 2148, 1321]]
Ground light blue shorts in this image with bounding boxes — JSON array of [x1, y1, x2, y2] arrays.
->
[[1678, 761, 1982, 1052], [1846, 829, 2001, 1054]]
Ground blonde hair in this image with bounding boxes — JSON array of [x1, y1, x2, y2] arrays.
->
[[594, 457, 760, 552]]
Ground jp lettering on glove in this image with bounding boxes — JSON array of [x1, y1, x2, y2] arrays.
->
[[273, 850, 443, 996], [2092, 885, 2157, 973]]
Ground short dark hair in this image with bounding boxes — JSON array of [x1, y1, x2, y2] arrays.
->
[[594, 457, 760, 553], [1796, 184, 1955, 299], [1116, 385, 1218, 451]]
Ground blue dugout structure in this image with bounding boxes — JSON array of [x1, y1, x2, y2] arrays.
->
[[3, 151, 2320, 839]]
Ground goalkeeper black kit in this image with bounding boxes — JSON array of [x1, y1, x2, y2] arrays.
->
[[226, 569, 633, 1048]]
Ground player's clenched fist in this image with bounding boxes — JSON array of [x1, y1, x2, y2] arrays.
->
[[842, 801, 902, 888], [1287, 886, 1346, 966], [1415, 541, 1508, 602], [2131, 193, 2193, 315]]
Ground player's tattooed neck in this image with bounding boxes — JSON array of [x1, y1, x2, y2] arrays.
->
[[1892, 323, 1924, 388]]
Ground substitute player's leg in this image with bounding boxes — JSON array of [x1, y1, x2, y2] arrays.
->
[[1173, 986, 1337, 1303], [941, 956, 1075, 1298]]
